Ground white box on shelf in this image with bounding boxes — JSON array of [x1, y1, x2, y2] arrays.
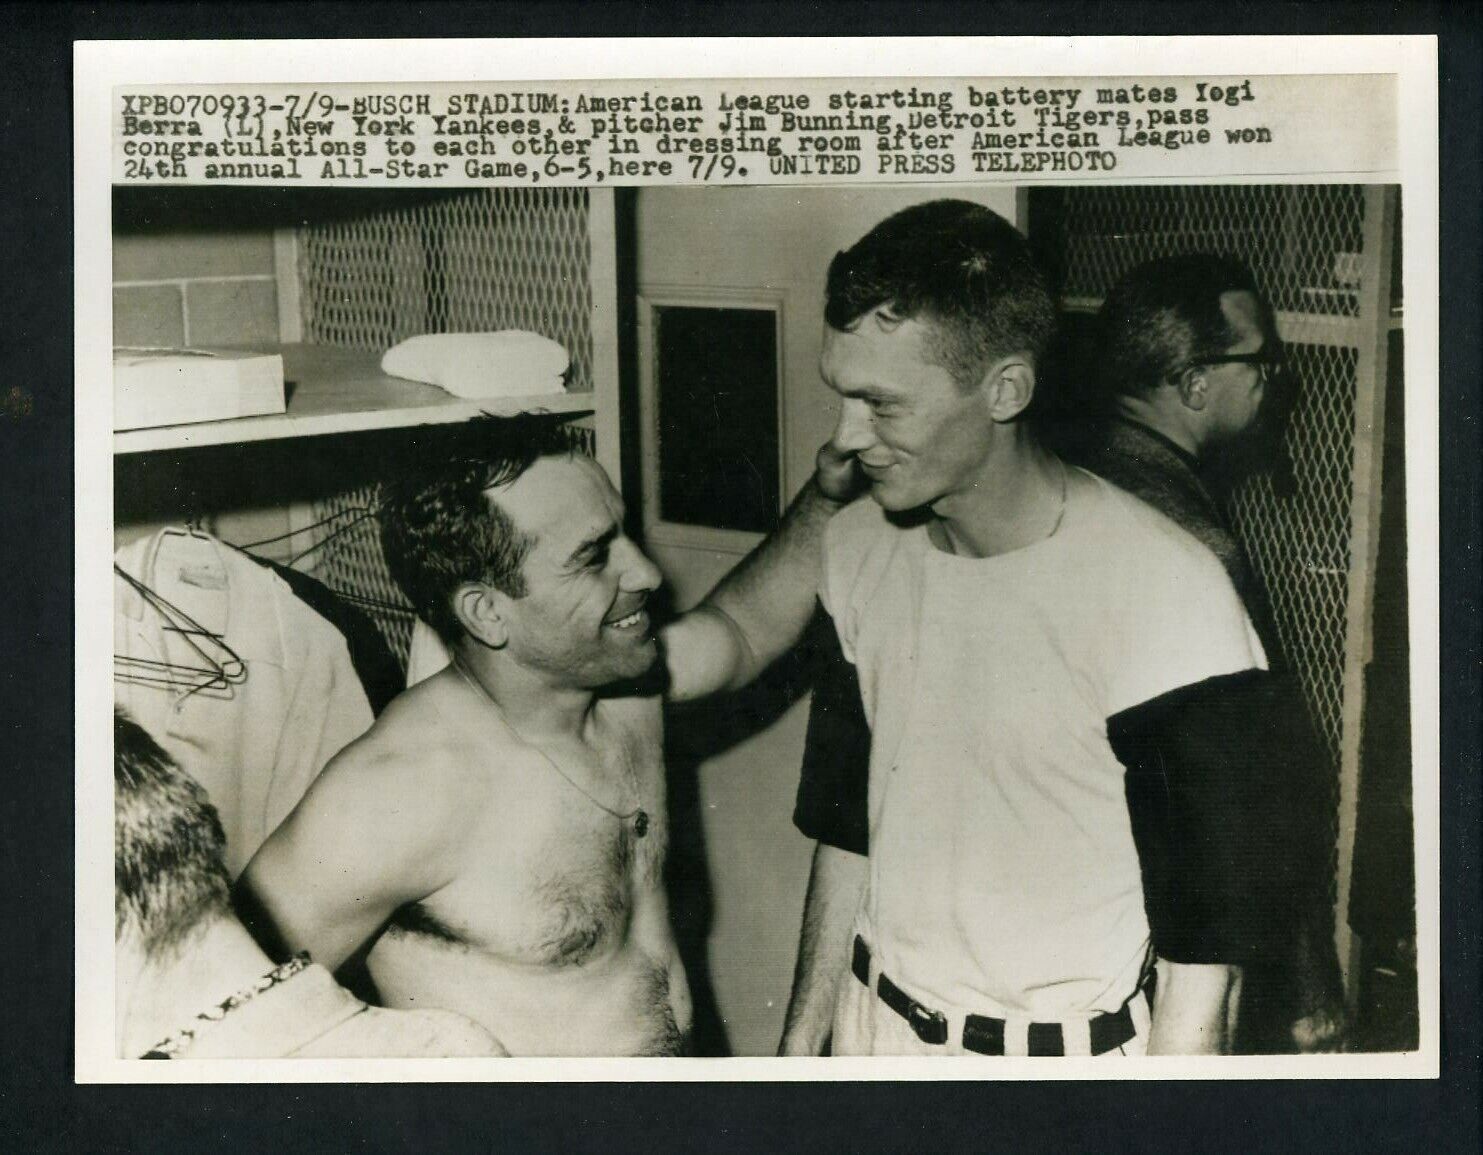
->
[[113, 347, 287, 432]]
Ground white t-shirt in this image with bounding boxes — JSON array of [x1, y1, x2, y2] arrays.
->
[[821, 471, 1267, 1020]]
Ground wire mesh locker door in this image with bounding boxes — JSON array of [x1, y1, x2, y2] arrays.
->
[[1036, 184, 1400, 994], [272, 187, 617, 670]]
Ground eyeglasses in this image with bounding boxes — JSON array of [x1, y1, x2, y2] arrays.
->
[[1188, 349, 1285, 385]]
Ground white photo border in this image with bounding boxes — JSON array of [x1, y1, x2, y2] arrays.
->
[[77, 34, 1440, 1083]]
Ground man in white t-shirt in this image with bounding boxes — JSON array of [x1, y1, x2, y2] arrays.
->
[[785, 201, 1302, 1056]]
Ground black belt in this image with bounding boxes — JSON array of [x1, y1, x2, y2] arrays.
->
[[852, 936, 1149, 1056]]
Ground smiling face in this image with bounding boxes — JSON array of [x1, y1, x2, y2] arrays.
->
[[821, 313, 999, 514], [486, 454, 663, 689]]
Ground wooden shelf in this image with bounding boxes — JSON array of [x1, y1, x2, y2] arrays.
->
[[113, 344, 594, 455]]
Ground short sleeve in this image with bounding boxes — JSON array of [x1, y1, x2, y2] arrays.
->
[[819, 497, 893, 666], [1104, 526, 1268, 718]]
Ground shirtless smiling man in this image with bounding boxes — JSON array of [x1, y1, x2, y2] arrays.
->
[[239, 417, 849, 1055]]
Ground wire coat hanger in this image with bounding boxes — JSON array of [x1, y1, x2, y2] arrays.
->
[[114, 562, 248, 699]]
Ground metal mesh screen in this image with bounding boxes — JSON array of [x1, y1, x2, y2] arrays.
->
[[1042, 184, 1371, 908], [1059, 185, 1367, 316], [294, 189, 598, 666], [297, 187, 595, 393], [1226, 344, 1358, 770], [307, 488, 419, 668], [304, 426, 598, 670]]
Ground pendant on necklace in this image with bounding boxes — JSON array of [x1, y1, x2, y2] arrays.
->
[[634, 810, 649, 838]]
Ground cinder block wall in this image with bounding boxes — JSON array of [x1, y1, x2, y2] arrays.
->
[[113, 229, 280, 348], [113, 226, 290, 549]]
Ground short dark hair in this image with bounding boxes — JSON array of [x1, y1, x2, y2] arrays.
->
[[379, 415, 578, 646], [824, 199, 1057, 388], [1098, 253, 1266, 399], [115, 711, 232, 954]]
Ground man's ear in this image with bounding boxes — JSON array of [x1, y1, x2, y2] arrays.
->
[[1177, 367, 1208, 412], [452, 582, 510, 648], [982, 357, 1037, 423]]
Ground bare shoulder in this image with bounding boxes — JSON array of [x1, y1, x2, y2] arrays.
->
[[306, 675, 493, 838], [241, 674, 495, 928]]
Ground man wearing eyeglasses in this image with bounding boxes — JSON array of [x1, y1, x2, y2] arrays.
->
[[1090, 253, 1285, 522], [1083, 253, 1346, 1053]]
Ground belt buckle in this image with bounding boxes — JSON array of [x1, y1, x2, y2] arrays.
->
[[908, 1002, 948, 1046]]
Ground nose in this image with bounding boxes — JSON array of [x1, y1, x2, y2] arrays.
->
[[616, 536, 663, 594], [832, 398, 876, 455]]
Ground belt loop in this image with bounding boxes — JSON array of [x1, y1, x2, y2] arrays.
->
[[855, 935, 1152, 1057], [1061, 1017, 1093, 1057], [1002, 1018, 1030, 1057]]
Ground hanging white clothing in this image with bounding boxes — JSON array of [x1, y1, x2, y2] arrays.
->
[[115, 529, 374, 877]]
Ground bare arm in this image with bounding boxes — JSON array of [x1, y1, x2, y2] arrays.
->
[[664, 444, 858, 702], [236, 746, 467, 973], [779, 843, 867, 1055], [1146, 960, 1243, 1055]]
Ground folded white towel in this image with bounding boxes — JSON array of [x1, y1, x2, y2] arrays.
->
[[381, 331, 570, 399]]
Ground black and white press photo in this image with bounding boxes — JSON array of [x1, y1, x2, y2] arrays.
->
[[75, 37, 1438, 1079]]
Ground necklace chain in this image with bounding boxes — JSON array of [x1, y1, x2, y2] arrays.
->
[[449, 655, 649, 837]]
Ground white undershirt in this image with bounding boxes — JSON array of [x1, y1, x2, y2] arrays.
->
[[822, 472, 1266, 1019]]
